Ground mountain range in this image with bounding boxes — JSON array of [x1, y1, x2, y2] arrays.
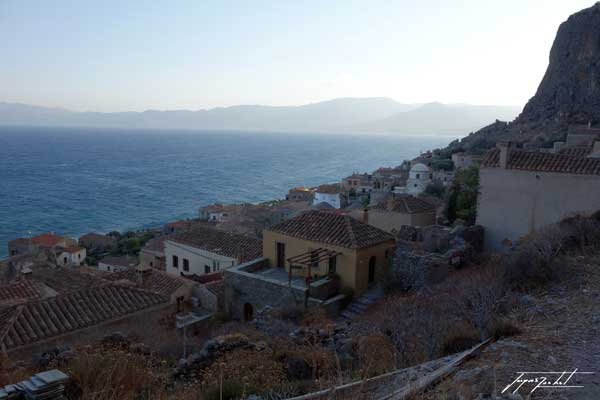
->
[[0, 99, 521, 135]]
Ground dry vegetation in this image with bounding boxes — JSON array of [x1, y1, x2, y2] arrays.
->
[[2, 213, 598, 399]]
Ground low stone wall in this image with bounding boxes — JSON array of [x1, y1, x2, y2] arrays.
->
[[224, 258, 323, 320], [308, 276, 339, 300]]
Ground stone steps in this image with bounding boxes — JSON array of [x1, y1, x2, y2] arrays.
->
[[337, 285, 384, 323]]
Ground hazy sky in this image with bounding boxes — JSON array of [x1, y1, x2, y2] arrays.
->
[[0, 0, 594, 112]]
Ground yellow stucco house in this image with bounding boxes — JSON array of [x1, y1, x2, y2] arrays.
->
[[262, 210, 395, 295]]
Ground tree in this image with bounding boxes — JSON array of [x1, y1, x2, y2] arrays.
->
[[446, 165, 479, 224]]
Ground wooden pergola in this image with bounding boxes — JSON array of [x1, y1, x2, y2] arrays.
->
[[286, 248, 340, 286]]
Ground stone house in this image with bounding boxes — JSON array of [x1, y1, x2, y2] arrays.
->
[[164, 226, 262, 277], [199, 204, 229, 222], [350, 195, 436, 233], [8, 233, 77, 257], [98, 255, 138, 272], [55, 246, 87, 267], [477, 141, 600, 251], [262, 210, 395, 295], [314, 183, 344, 209], [163, 220, 196, 235], [341, 173, 373, 194], [451, 152, 482, 169], [139, 236, 168, 271], [287, 186, 315, 202], [78, 232, 116, 253]]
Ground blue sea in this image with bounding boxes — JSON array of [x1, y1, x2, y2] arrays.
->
[[0, 126, 456, 258]]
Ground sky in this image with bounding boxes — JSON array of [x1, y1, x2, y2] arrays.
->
[[0, 0, 595, 112]]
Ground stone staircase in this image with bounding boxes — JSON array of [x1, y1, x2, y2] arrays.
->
[[338, 285, 384, 322]]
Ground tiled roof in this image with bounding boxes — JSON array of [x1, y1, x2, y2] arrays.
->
[[29, 266, 105, 295], [482, 149, 600, 175], [0, 285, 167, 351], [267, 210, 394, 249], [0, 281, 41, 306], [103, 269, 186, 297], [168, 226, 262, 263], [316, 184, 341, 194], [557, 145, 593, 158], [370, 195, 436, 214], [30, 233, 64, 247], [78, 232, 115, 246], [98, 256, 137, 268]]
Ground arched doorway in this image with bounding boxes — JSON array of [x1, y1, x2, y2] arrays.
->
[[368, 256, 376, 283], [243, 303, 254, 321]]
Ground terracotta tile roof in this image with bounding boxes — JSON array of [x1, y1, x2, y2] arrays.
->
[[316, 183, 341, 194], [0, 281, 41, 306], [0, 285, 167, 351], [481, 149, 600, 175], [103, 269, 185, 297], [557, 145, 593, 158], [29, 266, 105, 295], [78, 232, 115, 247], [370, 195, 436, 214], [267, 210, 394, 249], [30, 233, 65, 247], [98, 256, 138, 269], [168, 226, 263, 263]]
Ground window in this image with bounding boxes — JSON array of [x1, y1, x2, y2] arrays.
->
[[328, 255, 337, 273], [63, 257, 67, 265], [150, 261, 153, 267], [107, 266, 111, 271], [416, 173, 420, 179], [204, 265, 211, 274], [172, 255, 179, 269], [78, 253, 81, 259], [183, 258, 189, 272]]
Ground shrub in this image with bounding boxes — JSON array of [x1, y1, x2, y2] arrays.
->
[[277, 306, 304, 322], [202, 380, 246, 400], [442, 325, 480, 355], [490, 319, 522, 340]]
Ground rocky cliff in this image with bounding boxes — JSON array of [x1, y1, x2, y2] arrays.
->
[[451, 2, 600, 152]]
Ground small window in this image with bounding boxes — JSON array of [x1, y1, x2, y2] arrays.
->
[[63, 257, 67, 264], [183, 258, 189, 272], [150, 261, 154, 267], [204, 265, 211, 274], [107, 266, 111, 271], [172, 255, 179, 269], [416, 173, 420, 179]]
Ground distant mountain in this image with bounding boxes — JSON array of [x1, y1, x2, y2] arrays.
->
[[0, 98, 521, 135], [445, 3, 600, 152], [343, 102, 522, 135]]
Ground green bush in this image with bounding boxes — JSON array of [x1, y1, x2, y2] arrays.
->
[[202, 380, 246, 400]]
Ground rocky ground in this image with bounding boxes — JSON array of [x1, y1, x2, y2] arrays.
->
[[425, 254, 600, 400]]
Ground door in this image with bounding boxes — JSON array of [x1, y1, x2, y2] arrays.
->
[[368, 256, 376, 283], [276, 242, 286, 268]]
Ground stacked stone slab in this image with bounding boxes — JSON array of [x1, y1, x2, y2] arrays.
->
[[0, 370, 68, 400]]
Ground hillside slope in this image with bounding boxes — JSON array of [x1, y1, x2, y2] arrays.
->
[[448, 2, 600, 152]]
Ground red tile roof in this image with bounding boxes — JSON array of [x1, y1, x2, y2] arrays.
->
[[30, 233, 64, 247], [267, 210, 394, 249], [557, 145, 593, 158], [316, 183, 341, 194], [481, 149, 600, 175], [168, 226, 262, 263], [103, 269, 186, 297], [0, 285, 167, 351], [0, 281, 41, 306], [370, 195, 436, 214]]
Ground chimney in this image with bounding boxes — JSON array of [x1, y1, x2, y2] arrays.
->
[[362, 208, 369, 225], [591, 141, 600, 158], [497, 141, 513, 169]]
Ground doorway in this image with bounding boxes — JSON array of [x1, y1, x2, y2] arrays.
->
[[276, 242, 286, 268], [243, 303, 254, 321], [368, 256, 376, 283]]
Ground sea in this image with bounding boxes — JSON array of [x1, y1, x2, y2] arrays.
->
[[0, 126, 457, 258]]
